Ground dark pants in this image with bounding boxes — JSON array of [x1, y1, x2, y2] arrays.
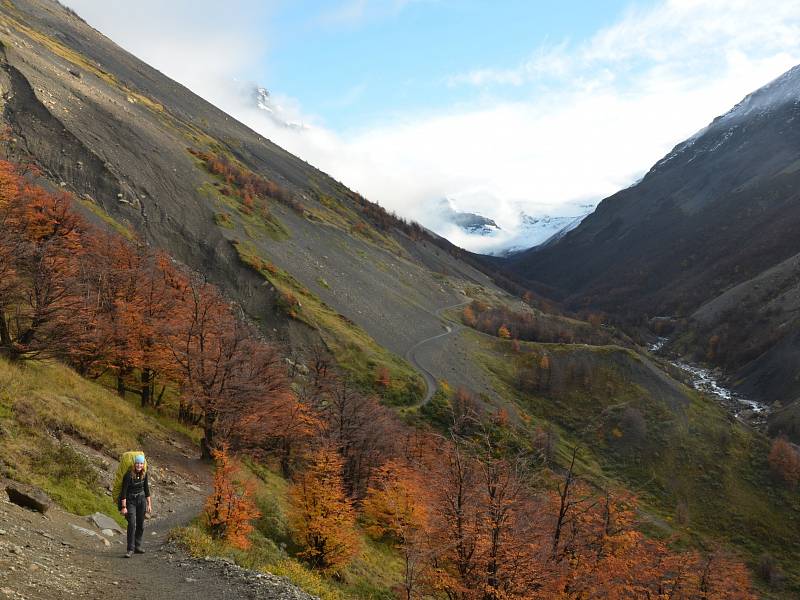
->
[[125, 494, 146, 551]]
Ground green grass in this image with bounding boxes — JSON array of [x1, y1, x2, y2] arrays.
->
[[304, 192, 407, 259], [0, 358, 167, 522], [198, 181, 290, 242], [78, 198, 137, 241], [232, 240, 424, 405], [214, 211, 235, 229], [174, 459, 403, 599]]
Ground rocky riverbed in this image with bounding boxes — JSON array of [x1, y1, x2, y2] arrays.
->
[[650, 337, 770, 427]]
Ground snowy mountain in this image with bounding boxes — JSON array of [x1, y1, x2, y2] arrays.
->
[[433, 198, 500, 236], [428, 197, 594, 255], [495, 207, 594, 255], [253, 87, 307, 130]]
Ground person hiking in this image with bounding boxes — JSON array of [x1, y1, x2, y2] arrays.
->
[[120, 453, 152, 558]]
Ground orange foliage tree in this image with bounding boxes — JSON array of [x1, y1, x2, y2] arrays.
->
[[287, 446, 360, 573], [205, 445, 260, 550], [168, 277, 289, 459], [0, 162, 85, 361], [314, 379, 397, 499], [768, 437, 800, 489], [235, 392, 320, 477], [363, 460, 433, 600]]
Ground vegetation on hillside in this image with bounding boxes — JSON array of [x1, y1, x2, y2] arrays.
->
[[190, 148, 304, 214], [232, 239, 424, 406], [0, 155, 781, 597], [465, 329, 800, 595], [462, 299, 619, 346]]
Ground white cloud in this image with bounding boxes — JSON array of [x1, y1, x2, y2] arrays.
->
[[65, 0, 800, 253], [63, 0, 274, 102]]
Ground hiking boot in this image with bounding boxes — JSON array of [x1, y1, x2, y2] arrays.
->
[[125, 551, 133, 558], [134, 548, 145, 554]]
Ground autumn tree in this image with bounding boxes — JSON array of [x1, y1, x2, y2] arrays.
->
[[236, 392, 320, 477], [375, 365, 391, 388], [475, 437, 546, 599], [768, 437, 800, 489], [427, 440, 483, 599], [0, 169, 85, 361], [131, 251, 184, 407], [462, 305, 477, 327], [363, 460, 433, 600], [169, 277, 289, 458], [288, 446, 359, 573], [450, 387, 482, 436], [205, 445, 260, 550], [315, 378, 396, 499], [69, 230, 136, 379]]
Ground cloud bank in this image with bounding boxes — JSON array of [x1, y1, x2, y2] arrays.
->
[[65, 0, 800, 253]]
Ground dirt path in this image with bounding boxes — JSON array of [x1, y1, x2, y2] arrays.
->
[[404, 301, 470, 404], [0, 434, 315, 600]]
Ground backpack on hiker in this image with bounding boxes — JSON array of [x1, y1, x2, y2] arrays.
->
[[113, 450, 147, 510]]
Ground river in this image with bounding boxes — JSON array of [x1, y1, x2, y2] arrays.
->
[[649, 337, 770, 427]]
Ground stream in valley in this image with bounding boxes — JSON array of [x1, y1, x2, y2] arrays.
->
[[650, 337, 770, 427]]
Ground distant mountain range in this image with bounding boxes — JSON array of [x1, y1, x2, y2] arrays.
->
[[433, 197, 594, 255]]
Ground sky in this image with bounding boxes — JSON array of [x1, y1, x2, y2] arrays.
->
[[64, 0, 800, 253]]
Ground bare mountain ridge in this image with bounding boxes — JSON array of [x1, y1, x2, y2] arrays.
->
[[504, 63, 800, 430]]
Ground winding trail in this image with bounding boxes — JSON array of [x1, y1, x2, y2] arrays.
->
[[404, 300, 470, 405]]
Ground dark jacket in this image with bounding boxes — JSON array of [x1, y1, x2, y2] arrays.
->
[[120, 469, 150, 501]]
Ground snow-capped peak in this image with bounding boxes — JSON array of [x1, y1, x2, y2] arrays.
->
[[253, 86, 307, 130]]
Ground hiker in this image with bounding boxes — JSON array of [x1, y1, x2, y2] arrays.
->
[[120, 453, 152, 558]]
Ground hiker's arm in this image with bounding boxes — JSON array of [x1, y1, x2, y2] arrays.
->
[[120, 472, 130, 513], [145, 474, 152, 513]]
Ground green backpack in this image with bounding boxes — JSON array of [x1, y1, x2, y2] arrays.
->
[[113, 450, 147, 509]]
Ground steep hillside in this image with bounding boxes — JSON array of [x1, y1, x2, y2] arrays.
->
[[505, 64, 800, 417], [0, 0, 507, 402]]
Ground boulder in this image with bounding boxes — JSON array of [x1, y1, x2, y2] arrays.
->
[[70, 524, 112, 547], [88, 512, 124, 534], [5, 484, 51, 513]]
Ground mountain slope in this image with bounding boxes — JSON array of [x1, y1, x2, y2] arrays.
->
[[505, 64, 800, 414], [0, 0, 508, 399]]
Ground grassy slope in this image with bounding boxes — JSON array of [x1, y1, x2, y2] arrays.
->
[[467, 331, 800, 595], [0, 358, 167, 520]]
